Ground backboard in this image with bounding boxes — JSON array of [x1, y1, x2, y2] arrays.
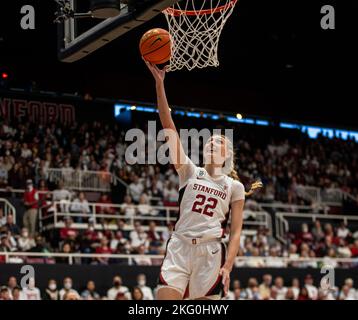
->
[[57, 0, 179, 63]]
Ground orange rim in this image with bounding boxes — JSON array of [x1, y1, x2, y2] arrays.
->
[[163, 0, 237, 16]]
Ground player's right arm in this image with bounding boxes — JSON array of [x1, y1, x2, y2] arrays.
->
[[144, 60, 187, 172]]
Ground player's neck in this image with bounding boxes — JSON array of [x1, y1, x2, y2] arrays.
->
[[204, 164, 223, 178]]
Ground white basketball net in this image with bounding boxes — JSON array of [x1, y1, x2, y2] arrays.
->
[[163, 0, 238, 71]]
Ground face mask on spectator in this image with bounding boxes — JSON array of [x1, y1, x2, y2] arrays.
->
[[114, 281, 121, 287], [49, 284, 57, 291], [64, 282, 72, 290], [22, 231, 29, 238], [138, 279, 146, 287]]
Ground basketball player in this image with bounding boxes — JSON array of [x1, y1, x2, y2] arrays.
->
[[144, 61, 262, 300]]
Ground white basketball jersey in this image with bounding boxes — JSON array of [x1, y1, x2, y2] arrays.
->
[[174, 156, 245, 238]]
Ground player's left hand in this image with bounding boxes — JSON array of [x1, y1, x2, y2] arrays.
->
[[219, 266, 230, 297]]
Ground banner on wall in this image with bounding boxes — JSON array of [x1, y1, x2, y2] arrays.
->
[[0, 90, 115, 125]]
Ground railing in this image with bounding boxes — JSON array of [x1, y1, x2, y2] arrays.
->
[[275, 212, 358, 245], [40, 201, 272, 234], [0, 198, 17, 221], [296, 185, 357, 207], [258, 202, 328, 214], [1, 251, 357, 268], [45, 168, 113, 192]]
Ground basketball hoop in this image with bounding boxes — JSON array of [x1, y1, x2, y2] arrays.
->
[[163, 0, 238, 71]]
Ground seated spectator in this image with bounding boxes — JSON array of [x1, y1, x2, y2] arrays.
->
[[56, 242, 73, 264], [272, 277, 287, 300], [133, 245, 152, 266], [266, 247, 287, 267], [95, 237, 113, 265], [81, 280, 100, 300], [121, 195, 136, 218], [147, 221, 163, 251], [129, 175, 144, 203], [304, 274, 318, 300], [22, 277, 41, 300], [131, 286, 144, 301], [311, 220, 325, 242], [258, 274, 272, 300], [59, 277, 80, 300], [95, 193, 115, 222], [70, 192, 91, 222], [0, 208, 6, 227], [290, 278, 300, 300], [12, 286, 23, 300], [107, 275, 130, 300], [0, 286, 11, 300], [337, 221, 351, 239], [136, 274, 154, 300], [17, 227, 35, 251], [43, 279, 60, 300], [4, 214, 20, 236], [163, 182, 179, 206], [245, 247, 265, 268], [7, 276, 18, 298], [53, 180, 72, 212], [243, 278, 261, 300], [137, 194, 155, 217], [130, 221, 148, 251], [59, 218, 78, 243], [350, 239, 358, 257]]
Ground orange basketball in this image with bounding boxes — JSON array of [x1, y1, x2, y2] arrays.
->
[[139, 28, 171, 65]]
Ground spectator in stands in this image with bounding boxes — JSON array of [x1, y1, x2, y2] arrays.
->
[[131, 286, 144, 301], [0, 208, 6, 227], [43, 279, 60, 300], [0, 233, 11, 261], [70, 192, 91, 222], [243, 278, 261, 300], [63, 292, 81, 300], [147, 221, 163, 253], [137, 194, 154, 217], [23, 179, 39, 237], [52, 180, 72, 213], [56, 242, 73, 264], [136, 273, 154, 300], [7, 276, 18, 298], [59, 277, 80, 300], [5, 213, 20, 236], [296, 286, 310, 300], [163, 181, 179, 206], [12, 286, 23, 300], [341, 278, 356, 300], [133, 244, 152, 266], [121, 195, 136, 218], [304, 274, 318, 300], [27, 235, 49, 253], [284, 288, 296, 300], [266, 247, 287, 267], [259, 274, 272, 300], [337, 221, 351, 239], [0, 286, 11, 300], [96, 193, 115, 224], [350, 239, 358, 257], [107, 275, 130, 300], [22, 277, 41, 300], [59, 218, 78, 243], [81, 280, 100, 300], [17, 227, 35, 251], [311, 220, 325, 242], [130, 221, 148, 251], [272, 277, 287, 300], [129, 175, 144, 203], [95, 237, 113, 265]]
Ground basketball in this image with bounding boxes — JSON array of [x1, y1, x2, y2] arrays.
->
[[139, 28, 172, 65]]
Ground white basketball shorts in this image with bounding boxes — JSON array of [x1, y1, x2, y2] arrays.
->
[[158, 233, 226, 300]]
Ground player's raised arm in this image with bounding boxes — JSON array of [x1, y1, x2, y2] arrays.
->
[[144, 60, 187, 171]]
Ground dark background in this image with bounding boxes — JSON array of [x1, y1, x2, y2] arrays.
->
[[0, 0, 357, 128]]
